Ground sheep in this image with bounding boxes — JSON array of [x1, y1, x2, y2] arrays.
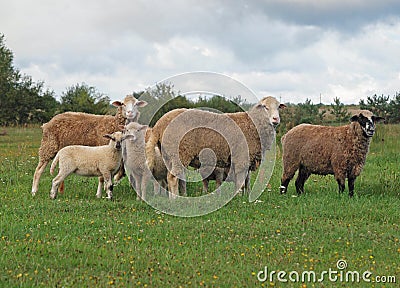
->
[[280, 111, 384, 197], [197, 158, 260, 194], [122, 122, 168, 200], [201, 167, 228, 193], [49, 131, 128, 200], [146, 96, 285, 196], [31, 95, 147, 196]]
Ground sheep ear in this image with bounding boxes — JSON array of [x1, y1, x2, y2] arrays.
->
[[372, 116, 384, 123], [350, 114, 359, 122], [112, 101, 123, 107], [135, 100, 148, 107], [104, 134, 114, 140], [279, 103, 287, 109], [118, 125, 125, 131], [140, 125, 148, 131]]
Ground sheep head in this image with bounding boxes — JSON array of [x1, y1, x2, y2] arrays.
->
[[123, 122, 148, 143], [112, 95, 148, 122], [254, 96, 286, 126], [350, 111, 385, 138], [104, 131, 124, 150]]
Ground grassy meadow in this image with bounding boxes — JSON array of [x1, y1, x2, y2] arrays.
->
[[0, 124, 399, 287]]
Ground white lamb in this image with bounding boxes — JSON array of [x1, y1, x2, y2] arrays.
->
[[122, 122, 168, 200], [49, 131, 127, 200]]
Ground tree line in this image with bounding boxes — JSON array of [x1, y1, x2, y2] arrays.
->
[[0, 35, 111, 126], [1, 34, 399, 127]]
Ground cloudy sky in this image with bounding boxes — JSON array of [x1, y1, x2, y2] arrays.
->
[[1, 0, 400, 104]]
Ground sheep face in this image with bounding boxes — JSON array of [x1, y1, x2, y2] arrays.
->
[[112, 95, 148, 122], [255, 96, 286, 126], [351, 113, 384, 138], [123, 122, 148, 143], [104, 131, 124, 150]]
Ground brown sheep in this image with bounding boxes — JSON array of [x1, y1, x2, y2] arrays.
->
[[146, 96, 285, 197], [31, 95, 147, 196], [280, 111, 384, 197]]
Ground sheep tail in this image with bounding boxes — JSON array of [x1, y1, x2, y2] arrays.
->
[[50, 153, 59, 175]]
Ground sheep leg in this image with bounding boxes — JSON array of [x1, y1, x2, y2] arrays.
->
[[216, 176, 223, 189], [140, 174, 150, 201], [134, 175, 142, 201], [103, 173, 113, 200], [32, 160, 48, 195], [96, 177, 104, 198], [243, 172, 251, 194], [167, 172, 179, 199], [160, 180, 168, 196], [202, 179, 210, 194], [113, 162, 125, 184], [59, 181, 65, 194], [335, 176, 346, 194], [234, 169, 247, 195], [295, 167, 310, 195], [153, 179, 161, 195], [280, 168, 297, 194], [50, 172, 68, 199], [179, 179, 187, 196], [348, 177, 356, 197], [128, 174, 136, 190]]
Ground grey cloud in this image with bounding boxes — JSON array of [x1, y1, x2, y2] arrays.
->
[[1, 0, 399, 104], [246, 0, 400, 31]]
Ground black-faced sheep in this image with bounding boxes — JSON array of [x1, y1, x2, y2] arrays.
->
[[280, 111, 384, 197], [49, 131, 128, 200], [31, 95, 147, 196], [146, 96, 285, 196]]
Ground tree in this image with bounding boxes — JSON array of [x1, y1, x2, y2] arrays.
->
[[0, 34, 59, 125], [297, 98, 326, 124], [60, 83, 110, 114], [360, 92, 400, 123], [330, 97, 351, 124], [139, 83, 193, 126], [388, 92, 400, 123], [0, 34, 18, 125], [359, 94, 390, 121], [194, 95, 244, 113]]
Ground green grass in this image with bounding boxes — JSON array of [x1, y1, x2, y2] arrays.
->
[[0, 124, 399, 287]]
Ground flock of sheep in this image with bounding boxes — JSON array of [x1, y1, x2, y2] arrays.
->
[[30, 94, 383, 200]]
